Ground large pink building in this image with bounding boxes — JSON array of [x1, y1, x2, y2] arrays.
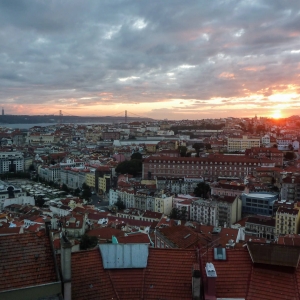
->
[[143, 154, 275, 181]]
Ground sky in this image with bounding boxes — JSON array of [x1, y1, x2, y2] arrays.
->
[[1, 0, 300, 120]]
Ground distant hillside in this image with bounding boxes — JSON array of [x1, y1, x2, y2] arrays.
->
[[0, 115, 154, 124]]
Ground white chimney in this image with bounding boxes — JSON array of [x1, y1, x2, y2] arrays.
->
[[61, 234, 72, 300], [205, 262, 217, 299]]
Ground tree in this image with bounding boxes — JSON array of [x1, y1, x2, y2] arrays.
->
[[205, 143, 212, 150], [115, 159, 142, 176], [80, 234, 98, 250], [61, 184, 70, 193], [74, 188, 81, 197], [82, 184, 91, 200], [115, 198, 125, 210], [169, 207, 187, 220], [35, 196, 45, 207], [131, 152, 142, 160], [29, 164, 35, 172], [193, 143, 204, 157], [194, 182, 211, 199], [178, 146, 187, 157], [284, 151, 295, 161], [256, 125, 266, 134], [169, 208, 180, 219]]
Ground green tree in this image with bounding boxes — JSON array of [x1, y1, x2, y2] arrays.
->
[[169, 207, 180, 219], [74, 188, 81, 197], [61, 184, 69, 193], [115, 159, 142, 176], [131, 152, 143, 160], [194, 182, 211, 199], [82, 183, 91, 200], [169, 207, 188, 220], [80, 234, 98, 250], [35, 196, 45, 207], [115, 198, 126, 210], [178, 146, 187, 157], [192, 143, 204, 157]]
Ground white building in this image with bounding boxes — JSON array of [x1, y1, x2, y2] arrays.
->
[[190, 198, 218, 226], [1, 196, 34, 211], [227, 136, 260, 152], [261, 135, 270, 147], [0, 152, 24, 174]]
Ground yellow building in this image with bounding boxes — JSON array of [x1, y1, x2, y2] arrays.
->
[[154, 195, 173, 215], [275, 206, 300, 235], [227, 135, 260, 152], [86, 173, 96, 190], [98, 174, 111, 194]]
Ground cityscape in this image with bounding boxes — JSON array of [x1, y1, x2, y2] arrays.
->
[[0, 115, 300, 299], [2, 1, 300, 300]]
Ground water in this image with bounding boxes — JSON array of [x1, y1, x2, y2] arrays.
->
[[0, 122, 111, 130]]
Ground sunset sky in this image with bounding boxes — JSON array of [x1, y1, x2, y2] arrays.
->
[[1, 0, 300, 120]]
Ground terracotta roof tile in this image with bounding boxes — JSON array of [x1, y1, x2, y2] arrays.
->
[[70, 247, 198, 300], [0, 232, 58, 292]]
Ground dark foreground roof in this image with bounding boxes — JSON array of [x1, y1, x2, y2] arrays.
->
[[71, 247, 198, 300], [0, 232, 58, 292]]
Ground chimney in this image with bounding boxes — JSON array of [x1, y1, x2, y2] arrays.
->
[[192, 263, 201, 300], [45, 219, 51, 236], [61, 234, 72, 300], [205, 262, 217, 300]]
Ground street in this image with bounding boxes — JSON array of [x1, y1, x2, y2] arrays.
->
[[90, 194, 110, 211]]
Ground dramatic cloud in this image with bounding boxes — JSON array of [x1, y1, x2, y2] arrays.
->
[[1, 0, 300, 119]]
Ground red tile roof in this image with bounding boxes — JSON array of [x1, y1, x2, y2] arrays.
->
[[70, 247, 198, 300], [86, 227, 125, 240], [201, 245, 300, 300], [0, 232, 58, 292], [117, 233, 151, 244]]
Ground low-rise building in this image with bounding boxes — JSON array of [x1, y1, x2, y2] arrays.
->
[[245, 216, 276, 240], [275, 206, 300, 236], [241, 192, 278, 216], [227, 135, 260, 152]]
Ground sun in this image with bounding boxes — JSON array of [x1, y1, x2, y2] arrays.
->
[[272, 110, 282, 119]]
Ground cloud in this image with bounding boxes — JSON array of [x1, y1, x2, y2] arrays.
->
[[0, 0, 300, 118]]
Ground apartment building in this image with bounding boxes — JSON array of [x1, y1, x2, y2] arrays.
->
[[227, 135, 260, 152], [244, 216, 275, 240], [156, 176, 204, 194], [281, 176, 300, 202], [245, 147, 284, 167], [275, 206, 300, 236], [60, 167, 89, 190], [38, 164, 61, 182], [0, 152, 24, 174], [210, 180, 247, 198], [241, 192, 278, 216], [143, 154, 275, 181], [85, 172, 96, 191], [102, 131, 120, 141], [190, 198, 218, 226]]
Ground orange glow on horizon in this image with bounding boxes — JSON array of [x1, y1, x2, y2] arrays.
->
[[271, 110, 282, 119]]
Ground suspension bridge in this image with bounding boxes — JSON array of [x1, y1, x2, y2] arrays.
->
[[51, 110, 153, 124]]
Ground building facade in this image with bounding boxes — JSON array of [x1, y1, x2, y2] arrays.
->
[[227, 135, 260, 152], [275, 206, 300, 236], [241, 192, 278, 216], [143, 155, 275, 181]]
